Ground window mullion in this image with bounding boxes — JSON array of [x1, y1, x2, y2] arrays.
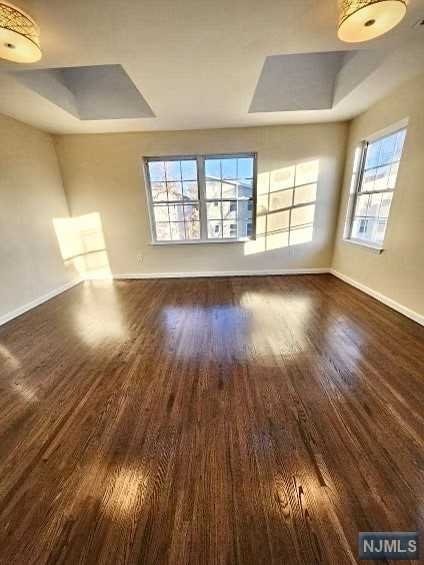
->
[[198, 156, 208, 241]]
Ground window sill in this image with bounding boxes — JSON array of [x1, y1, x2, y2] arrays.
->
[[150, 238, 251, 246], [343, 238, 384, 254]]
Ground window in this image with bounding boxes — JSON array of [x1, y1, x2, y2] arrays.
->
[[345, 126, 407, 248], [144, 154, 256, 243]]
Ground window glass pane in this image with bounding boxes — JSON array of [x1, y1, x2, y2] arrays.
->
[[361, 168, 376, 192], [222, 201, 237, 220], [351, 219, 363, 239], [363, 219, 377, 241], [165, 161, 181, 181], [207, 201, 222, 219], [237, 218, 253, 239], [186, 221, 200, 240], [156, 222, 171, 241], [223, 221, 237, 239], [151, 182, 167, 201], [221, 180, 237, 198], [238, 157, 254, 178], [205, 159, 221, 179], [149, 161, 165, 182], [167, 181, 183, 201], [183, 203, 200, 222], [237, 200, 252, 222], [237, 179, 253, 199], [365, 142, 380, 169], [206, 181, 221, 199], [183, 181, 199, 200], [221, 158, 237, 179], [170, 222, 185, 241], [393, 129, 406, 161], [379, 193, 393, 219], [352, 219, 373, 240], [353, 219, 377, 241], [373, 165, 390, 191], [388, 162, 400, 189], [208, 220, 222, 239], [354, 194, 369, 219], [367, 193, 382, 218], [181, 160, 197, 180], [378, 133, 397, 166], [168, 204, 185, 221], [154, 204, 169, 223]]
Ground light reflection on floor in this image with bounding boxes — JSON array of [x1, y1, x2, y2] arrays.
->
[[161, 290, 314, 362], [73, 281, 127, 346], [0, 344, 38, 403]]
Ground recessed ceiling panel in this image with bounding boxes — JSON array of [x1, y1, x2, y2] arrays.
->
[[249, 51, 352, 113], [11, 64, 155, 120]]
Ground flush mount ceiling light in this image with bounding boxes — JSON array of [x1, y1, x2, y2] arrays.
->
[[0, 1, 41, 63], [338, 0, 407, 43]]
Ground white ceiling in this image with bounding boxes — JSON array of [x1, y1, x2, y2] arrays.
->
[[0, 0, 423, 134]]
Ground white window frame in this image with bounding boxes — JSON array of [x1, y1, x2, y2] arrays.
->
[[143, 153, 257, 245], [344, 120, 408, 252]]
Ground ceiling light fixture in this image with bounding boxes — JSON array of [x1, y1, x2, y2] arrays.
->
[[0, 1, 41, 63], [338, 0, 407, 43]]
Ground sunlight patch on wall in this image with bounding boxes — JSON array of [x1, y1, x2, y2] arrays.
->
[[53, 212, 111, 279], [245, 160, 319, 255]]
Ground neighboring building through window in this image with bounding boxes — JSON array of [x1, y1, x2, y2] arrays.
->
[[144, 154, 256, 243], [345, 125, 407, 248]]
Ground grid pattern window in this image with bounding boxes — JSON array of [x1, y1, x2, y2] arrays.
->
[[145, 154, 256, 243], [147, 158, 201, 242], [346, 128, 406, 247]]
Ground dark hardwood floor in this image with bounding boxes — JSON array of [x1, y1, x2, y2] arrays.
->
[[0, 274, 422, 565]]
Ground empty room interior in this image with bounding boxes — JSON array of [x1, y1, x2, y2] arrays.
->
[[0, 0, 424, 563]]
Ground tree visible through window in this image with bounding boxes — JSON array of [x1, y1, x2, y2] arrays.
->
[[144, 154, 256, 243], [346, 127, 406, 247]]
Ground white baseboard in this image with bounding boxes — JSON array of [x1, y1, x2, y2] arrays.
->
[[330, 269, 424, 326], [0, 278, 83, 328], [111, 268, 330, 280]]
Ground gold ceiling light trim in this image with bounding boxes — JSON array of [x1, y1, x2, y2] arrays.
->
[[0, 1, 41, 63], [338, 0, 407, 43]]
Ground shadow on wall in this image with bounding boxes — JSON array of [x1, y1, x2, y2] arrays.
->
[[53, 212, 111, 279], [245, 159, 319, 255]]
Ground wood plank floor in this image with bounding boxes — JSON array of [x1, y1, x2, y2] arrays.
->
[[0, 274, 423, 565]]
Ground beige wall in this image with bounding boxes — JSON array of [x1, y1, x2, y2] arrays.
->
[[55, 123, 348, 277], [332, 74, 424, 317], [0, 114, 78, 321]]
